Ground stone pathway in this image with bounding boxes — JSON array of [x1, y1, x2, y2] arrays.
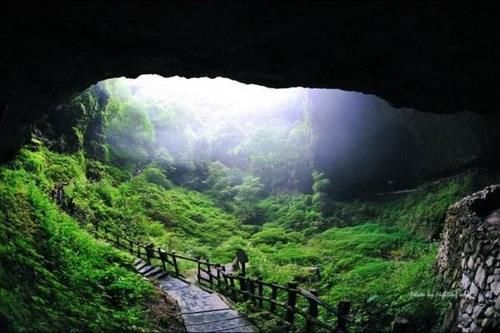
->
[[134, 259, 258, 332]]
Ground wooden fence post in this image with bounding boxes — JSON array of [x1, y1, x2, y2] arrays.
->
[[270, 285, 278, 314], [286, 282, 298, 326], [336, 300, 350, 333], [222, 266, 229, 294], [171, 251, 179, 276], [238, 274, 248, 301], [159, 248, 167, 271], [248, 278, 256, 304], [207, 259, 213, 289], [145, 244, 154, 265], [256, 275, 264, 308], [305, 289, 319, 332], [215, 264, 222, 290], [229, 275, 237, 301], [197, 258, 202, 282]]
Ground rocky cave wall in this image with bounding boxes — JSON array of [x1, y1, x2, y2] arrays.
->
[[309, 89, 500, 198], [397, 110, 500, 179], [2, 3, 500, 330], [2, 2, 500, 162], [438, 186, 500, 332]]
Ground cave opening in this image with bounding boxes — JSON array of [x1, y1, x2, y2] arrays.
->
[[51, 74, 423, 201], [1, 66, 499, 333], [3, 3, 500, 332], [5, 71, 500, 332], [4, 1, 500, 332]]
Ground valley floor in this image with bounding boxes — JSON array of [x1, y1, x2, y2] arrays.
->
[[2, 144, 500, 332]]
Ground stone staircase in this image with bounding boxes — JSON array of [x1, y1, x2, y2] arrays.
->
[[134, 258, 258, 332]]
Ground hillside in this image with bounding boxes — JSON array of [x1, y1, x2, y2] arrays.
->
[[1, 139, 497, 331], [2, 76, 500, 332]]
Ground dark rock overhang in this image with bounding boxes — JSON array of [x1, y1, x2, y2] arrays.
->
[[1, 2, 500, 161]]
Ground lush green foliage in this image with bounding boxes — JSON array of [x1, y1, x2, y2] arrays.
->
[[94, 78, 314, 194], [16, 131, 490, 330], [373, 173, 495, 240], [4, 139, 487, 332], [6, 78, 500, 332], [0, 149, 159, 332], [242, 174, 497, 331]]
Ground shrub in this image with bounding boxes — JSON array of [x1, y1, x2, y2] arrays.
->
[[250, 226, 303, 245], [141, 167, 173, 189], [0, 167, 157, 332]]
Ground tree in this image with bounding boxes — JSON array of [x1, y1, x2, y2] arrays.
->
[[234, 175, 264, 203], [311, 170, 334, 216], [105, 103, 155, 166], [233, 175, 265, 224]]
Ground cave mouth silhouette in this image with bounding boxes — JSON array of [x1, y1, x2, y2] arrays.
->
[[3, 2, 499, 164]]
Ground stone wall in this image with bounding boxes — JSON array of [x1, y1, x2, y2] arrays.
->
[[438, 185, 500, 332]]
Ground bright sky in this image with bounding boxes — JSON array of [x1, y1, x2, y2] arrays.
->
[[126, 75, 305, 120]]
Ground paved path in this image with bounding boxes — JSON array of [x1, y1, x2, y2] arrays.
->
[[134, 259, 258, 333]]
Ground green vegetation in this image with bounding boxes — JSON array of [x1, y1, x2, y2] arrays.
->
[[3, 76, 500, 332], [94, 77, 313, 195], [7, 144, 488, 331], [0, 148, 164, 332]]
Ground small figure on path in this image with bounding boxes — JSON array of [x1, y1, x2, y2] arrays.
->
[[50, 182, 76, 214], [231, 249, 249, 276], [50, 182, 66, 206]]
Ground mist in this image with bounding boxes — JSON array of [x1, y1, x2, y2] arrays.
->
[[95, 75, 418, 198]]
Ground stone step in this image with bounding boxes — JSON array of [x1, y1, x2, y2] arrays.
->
[[185, 314, 250, 332], [149, 271, 169, 280], [135, 262, 148, 271], [174, 292, 230, 314], [138, 265, 156, 275], [131, 257, 258, 332], [144, 267, 163, 277], [182, 309, 240, 327], [158, 275, 191, 291]]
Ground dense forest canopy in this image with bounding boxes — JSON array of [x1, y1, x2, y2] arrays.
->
[[83, 75, 419, 201], [98, 76, 313, 194]]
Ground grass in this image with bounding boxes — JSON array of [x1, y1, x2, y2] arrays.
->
[[242, 172, 500, 331], [0, 165, 159, 332], [4, 143, 499, 332]]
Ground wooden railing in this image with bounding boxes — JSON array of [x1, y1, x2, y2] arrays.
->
[[90, 223, 351, 332], [209, 268, 351, 333]]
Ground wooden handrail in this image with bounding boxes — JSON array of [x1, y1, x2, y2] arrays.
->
[[298, 286, 338, 315], [90, 223, 351, 332]]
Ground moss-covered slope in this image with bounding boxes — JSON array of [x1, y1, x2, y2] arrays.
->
[[0, 145, 185, 332]]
